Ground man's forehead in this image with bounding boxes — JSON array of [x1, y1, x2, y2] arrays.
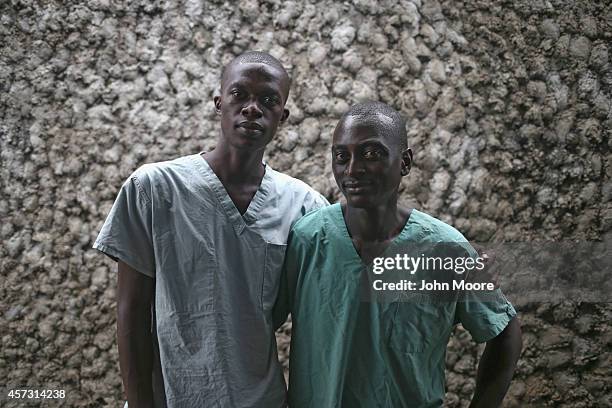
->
[[222, 62, 290, 99], [334, 114, 396, 141], [345, 113, 395, 129], [224, 62, 285, 83]]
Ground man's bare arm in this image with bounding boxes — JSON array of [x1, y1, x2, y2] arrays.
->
[[469, 317, 522, 408], [117, 261, 154, 407]]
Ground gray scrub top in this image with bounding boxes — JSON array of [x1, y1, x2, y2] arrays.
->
[[93, 153, 328, 408]]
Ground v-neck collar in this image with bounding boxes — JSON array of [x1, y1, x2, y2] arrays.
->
[[192, 153, 272, 235], [331, 203, 416, 268]]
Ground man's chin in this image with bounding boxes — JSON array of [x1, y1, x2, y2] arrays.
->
[[229, 139, 265, 150], [225, 132, 272, 150], [344, 195, 378, 209]]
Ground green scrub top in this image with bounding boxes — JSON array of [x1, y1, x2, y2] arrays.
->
[[275, 204, 516, 408]]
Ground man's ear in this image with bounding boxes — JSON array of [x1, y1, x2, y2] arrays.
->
[[280, 108, 290, 123], [213, 95, 221, 114], [400, 148, 413, 176]]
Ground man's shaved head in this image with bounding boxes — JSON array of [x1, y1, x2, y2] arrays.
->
[[339, 101, 408, 150], [221, 51, 291, 100]]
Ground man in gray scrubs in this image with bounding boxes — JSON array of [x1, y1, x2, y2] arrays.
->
[[93, 51, 327, 407]]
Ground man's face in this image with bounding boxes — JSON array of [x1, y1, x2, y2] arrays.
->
[[214, 63, 289, 152], [332, 115, 411, 209]]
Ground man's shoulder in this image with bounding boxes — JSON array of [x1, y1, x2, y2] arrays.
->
[[411, 209, 471, 244], [129, 154, 200, 191], [265, 167, 329, 214], [290, 204, 338, 239], [132, 154, 198, 178], [266, 166, 322, 197]]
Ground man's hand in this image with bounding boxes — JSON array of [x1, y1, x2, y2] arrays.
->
[[117, 261, 155, 407], [471, 243, 500, 289], [469, 317, 522, 408]]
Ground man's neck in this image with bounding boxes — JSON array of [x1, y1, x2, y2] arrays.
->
[[343, 201, 410, 243], [203, 144, 265, 186]]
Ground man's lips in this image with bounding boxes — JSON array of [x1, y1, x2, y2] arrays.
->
[[237, 121, 264, 131], [342, 180, 374, 193]]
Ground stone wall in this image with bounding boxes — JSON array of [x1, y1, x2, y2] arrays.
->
[[1, 0, 610, 406]]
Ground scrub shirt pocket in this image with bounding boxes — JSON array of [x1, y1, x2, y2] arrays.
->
[[387, 302, 445, 353], [261, 242, 287, 312]]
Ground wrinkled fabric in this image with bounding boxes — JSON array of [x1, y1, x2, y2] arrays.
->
[[94, 153, 328, 408], [277, 204, 516, 408]]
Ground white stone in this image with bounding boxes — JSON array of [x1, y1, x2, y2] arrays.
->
[[330, 25, 356, 52]]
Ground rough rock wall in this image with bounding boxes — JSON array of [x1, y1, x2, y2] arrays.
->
[[1, 0, 610, 406]]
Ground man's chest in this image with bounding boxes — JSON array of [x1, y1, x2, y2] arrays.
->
[[352, 239, 394, 266], [223, 184, 260, 215]]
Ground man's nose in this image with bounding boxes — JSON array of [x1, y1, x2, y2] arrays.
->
[[345, 157, 364, 176], [241, 100, 263, 119]]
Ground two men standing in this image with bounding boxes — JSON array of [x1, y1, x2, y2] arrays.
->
[[95, 52, 521, 408]]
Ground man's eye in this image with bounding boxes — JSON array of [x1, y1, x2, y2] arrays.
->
[[363, 149, 383, 160], [334, 152, 349, 162], [262, 96, 279, 106]]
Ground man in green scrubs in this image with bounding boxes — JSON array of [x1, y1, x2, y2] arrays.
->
[[275, 102, 522, 407]]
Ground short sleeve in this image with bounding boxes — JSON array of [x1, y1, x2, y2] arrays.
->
[[93, 172, 155, 277], [454, 243, 517, 343]]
